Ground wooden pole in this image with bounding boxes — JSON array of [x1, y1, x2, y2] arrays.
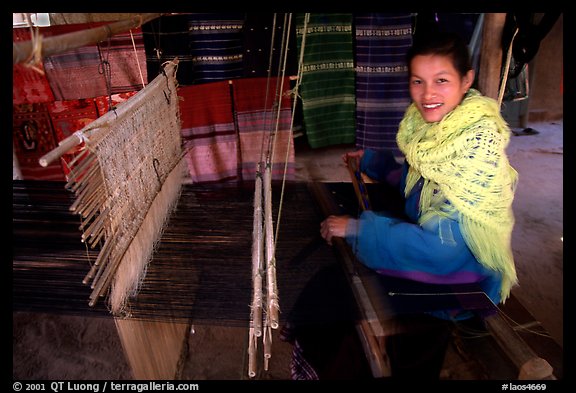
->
[[478, 13, 507, 100], [484, 313, 555, 380], [13, 13, 163, 65]]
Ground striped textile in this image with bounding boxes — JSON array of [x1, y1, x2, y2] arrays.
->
[[13, 103, 64, 181], [12, 27, 55, 104], [42, 23, 146, 100], [187, 13, 245, 84], [354, 13, 413, 155], [179, 81, 239, 183], [232, 77, 295, 180], [100, 27, 147, 93], [295, 13, 356, 148]]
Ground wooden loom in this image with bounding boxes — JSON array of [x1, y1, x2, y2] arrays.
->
[[13, 178, 558, 380], [33, 57, 190, 379], [25, 12, 298, 379]]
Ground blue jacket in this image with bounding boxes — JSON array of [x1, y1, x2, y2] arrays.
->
[[345, 149, 503, 319]]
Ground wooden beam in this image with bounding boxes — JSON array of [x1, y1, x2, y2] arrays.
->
[[307, 181, 392, 378], [484, 312, 555, 380], [13, 13, 163, 65], [478, 13, 507, 100]]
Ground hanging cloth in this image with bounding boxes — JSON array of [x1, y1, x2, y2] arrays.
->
[[354, 13, 412, 155], [295, 13, 356, 148], [232, 76, 295, 181], [12, 27, 55, 104], [179, 81, 239, 183], [42, 22, 146, 100], [187, 13, 245, 84]]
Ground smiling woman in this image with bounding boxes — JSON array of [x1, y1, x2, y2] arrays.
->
[[294, 30, 520, 380]]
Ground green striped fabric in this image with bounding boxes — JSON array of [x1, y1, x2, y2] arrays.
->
[[296, 14, 356, 148]]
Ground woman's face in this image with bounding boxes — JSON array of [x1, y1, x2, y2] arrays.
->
[[409, 54, 474, 123]]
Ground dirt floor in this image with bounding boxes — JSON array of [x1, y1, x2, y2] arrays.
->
[[13, 120, 563, 381]]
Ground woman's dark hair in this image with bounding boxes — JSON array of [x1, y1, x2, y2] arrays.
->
[[406, 31, 472, 77]]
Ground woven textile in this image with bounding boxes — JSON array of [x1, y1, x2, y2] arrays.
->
[[232, 77, 295, 181], [354, 13, 412, 155], [179, 81, 239, 183], [46, 98, 99, 176], [94, 91, 138, 115], [47, 99, 99, 142], [13, 103, 64, 181], [42, 23, 146, 100], [187, 13, 245, 84], [65, 61, 184, 314], [295, 13, 356, 148], [12, 28, 55, 104], [179, 77, 295, 183]]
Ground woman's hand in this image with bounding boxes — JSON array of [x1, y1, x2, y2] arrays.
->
[[320, 215, 351, 245]]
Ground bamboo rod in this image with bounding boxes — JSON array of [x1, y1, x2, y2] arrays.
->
[[247, 328, 258, 378], [13, 13, 163, 65], [66, 154, 98, 190], [83, 236, 114, 284], [69, 175, 102, 213], [39, 132, 84, 168], [80, 206, 108, 240], [263, 166, 279, 329], [251, 170, 264, 338], [263, 325, 272, 370], [485, 312, 555, 380]]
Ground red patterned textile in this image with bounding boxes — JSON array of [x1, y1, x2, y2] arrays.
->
[[232, 77, 295, 180], [94, 91, 138, 115], [179, 82, 239, 183], [12, 27, 55, 104], [178, 77, 296, 183], [13, 103, 64, 181], [47, 99, 100, 176]]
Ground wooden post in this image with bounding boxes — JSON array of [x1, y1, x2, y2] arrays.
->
[[13, 13, 163, 65], [478, 13, 507, 100]]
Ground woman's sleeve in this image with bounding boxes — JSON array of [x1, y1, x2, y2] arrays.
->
[[360, 149, 403, 186], [345, 210, 473, 277]]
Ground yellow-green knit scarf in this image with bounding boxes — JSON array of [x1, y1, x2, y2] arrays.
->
[[396, 89, 519, 301]]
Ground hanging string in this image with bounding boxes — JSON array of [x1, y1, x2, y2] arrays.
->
[[129, 29, 146, 88], [273, 12, 301, 246], [265, 13, 291, 167], [258, 14, 279, 167], [248, 12, 303, 378]]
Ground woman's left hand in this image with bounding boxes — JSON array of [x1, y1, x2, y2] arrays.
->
[[320, 215, 350, 245]]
